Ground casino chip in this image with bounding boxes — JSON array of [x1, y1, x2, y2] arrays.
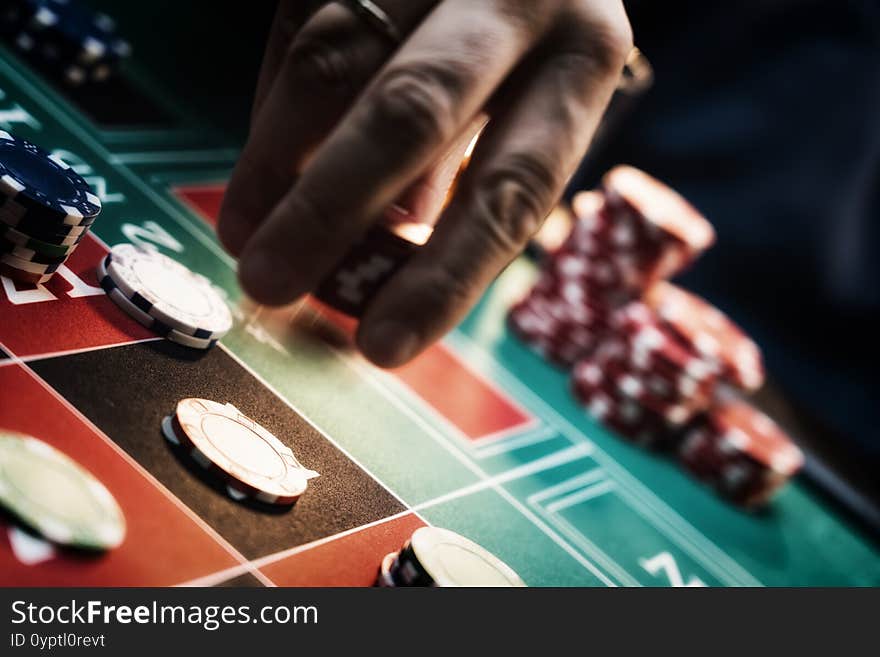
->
[[0, 222, 79, 258], [376, 551, 399, 588], [643, 282, 765, 392], [0, 131, 101, 285], [314, 220, 432, 318], [508, 273, 617, 368], [508, 166, 788, 505], [1, 0, 132, 86], [96, 244, 232, 349], [381, 527, 526, 587], [162, 399, 319, 505], [570, 286, 762, 449], [0, 261, 54, 284], [678, 400, 804, 508], [602, 166, 715, 259], [0, 131, 101, 224], [571, 355, 692, 448], [0, 430, 125, 550], [1, 250, 60, 274], [0, 235, 72, 264], [508, 175, 716, 368], [96, 254, 217, 349]]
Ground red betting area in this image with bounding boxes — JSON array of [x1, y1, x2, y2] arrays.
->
[[0, 236, 153, 357], [0, 366, 242, 586], [173, 183, 225, 229], [174, 183, 535, 443], [394, 344, 535, 442], [260, 513, 425, 587]]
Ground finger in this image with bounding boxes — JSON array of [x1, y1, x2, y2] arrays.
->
[[238, 0, 558, 305], [222, 2, 400, 255], [251, 0, 319, 123], [357, 16, 632, 367], [219, 0, 436, 257], [385, 115, 485, 228]]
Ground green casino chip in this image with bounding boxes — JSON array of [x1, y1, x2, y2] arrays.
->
[[0, 222, 80, 258], [0, 431, 125, 550]]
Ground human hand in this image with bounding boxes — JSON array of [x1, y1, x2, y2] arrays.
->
[[218, 0, 632, 366]]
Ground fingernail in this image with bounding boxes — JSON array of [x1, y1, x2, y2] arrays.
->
[[239, 249, 291, 305], [359, 320, 419, 367]]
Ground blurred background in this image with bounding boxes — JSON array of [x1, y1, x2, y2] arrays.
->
[[572, 0, 880, 473]]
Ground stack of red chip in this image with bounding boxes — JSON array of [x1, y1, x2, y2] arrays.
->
[[509, 166, 715, 367], [571, 354, 687, 448], [511, 165, 803, 508], [678, 399, 805, 508], [642, 282, 764, 393], [599, 166, 715, 287], [508, 192, 619, 366], [571, 282, 765, 444], [507, 272, 618, 367]]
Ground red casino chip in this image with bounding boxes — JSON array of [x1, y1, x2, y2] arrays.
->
[[560, 172, 714, 300], [558, 205, 678, 300], [508, 265, 622, 367], [643, 282, 765, 392], [611, 302, 721, 385], [571, 357, 684, 448], [598, 354, 714, 426], [595, 337, 719, 404], [509, 169, 723, 377], [508, 292, 612, 368], [547, 247, 641, 304], [678, 399, 804, 508], [601, 165, 716, 258], [507, 167, 788, 510], [313, 220, 432, 318]]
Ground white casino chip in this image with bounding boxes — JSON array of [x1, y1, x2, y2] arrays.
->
[[173, 399, 319, 505], [405, 527, 526, 587], [97, 254, 217, 350], [105, 244, 232, 339]]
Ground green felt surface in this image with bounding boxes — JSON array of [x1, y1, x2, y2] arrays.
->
[[1, 16, 878, 586]]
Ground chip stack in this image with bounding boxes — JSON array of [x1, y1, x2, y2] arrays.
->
[[600, 166, 716, 284], [640, 282, 765, 392], [508, 192, 619, 367], [570, 282, 763, 446], [510, 166, 802, 507], [96, 244, 233, 350], [509, 166, 715, 367], [678, 400, 804, 508], [0, 131, 101, 285], [1, 0, 132, 86], [570, 279, 800, 507], [570, 348, 713, 449]]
